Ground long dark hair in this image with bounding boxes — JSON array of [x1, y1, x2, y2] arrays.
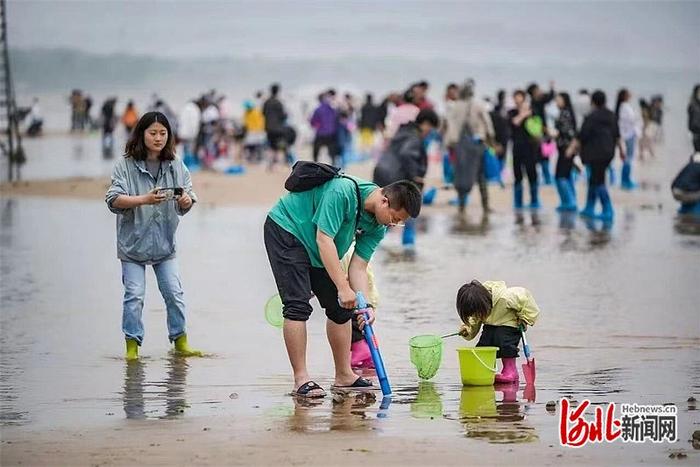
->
[[124, 111, 176, 161], [558, 92, 577, 129], [615, 88, 629, 119]]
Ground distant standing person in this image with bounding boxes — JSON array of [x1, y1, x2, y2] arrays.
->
[[615, 88, 640, 190], [373, 108, 439, 248], [358, 93, 381, 157], [84, 95, 94, 130], [242, 99, 266, 163], [569, 90, 625, 221], [574, 89, 590, 126], [412, 81, 434, 111], [687, 84, 700, 152], [527, 81, 555, 185], [384, 89, 420, 140], [122, 100, 140, 136], [509, 90, 540, 209], [100, 97, 118, 158], [178, 99, 202, 167], [638, 98, 655, 160], [490, 89, 511, 170], [552, 92, 578, 211], [309, 91, 340, 166], [105, 112, 202, 360], [262, 83, 288, 170], [452, 79, 496, 213], [441, 83, 461, 186]]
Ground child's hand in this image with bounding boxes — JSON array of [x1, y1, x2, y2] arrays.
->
[[355, 308, 375, 330]]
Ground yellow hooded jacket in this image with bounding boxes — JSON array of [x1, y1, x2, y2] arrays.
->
[[460, 281, 539, 341]]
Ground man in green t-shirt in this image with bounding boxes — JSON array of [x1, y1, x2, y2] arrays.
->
[[264, 177, 422, 398]]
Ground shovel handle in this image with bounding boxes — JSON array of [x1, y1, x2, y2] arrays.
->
[[520, 325, 532, 360]]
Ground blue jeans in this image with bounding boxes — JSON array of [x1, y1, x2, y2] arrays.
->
[[121, 259, 187, 345], [621, 135, 637, 187]]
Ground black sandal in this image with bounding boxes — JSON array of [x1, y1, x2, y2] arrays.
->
[[291, 380, 326, 398], [332, 376, 374, 389]]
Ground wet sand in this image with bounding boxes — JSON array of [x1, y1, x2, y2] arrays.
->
[[1, 138, 700, 465], [0, 156, 666, 211]]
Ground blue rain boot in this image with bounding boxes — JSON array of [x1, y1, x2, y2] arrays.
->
[[402, 219, 416, 247], [596, 185, 614, 221], [579, 185, 597, 218], [620, 162, 637, 190], [529, 182, 541, 209], [513, 182, 524, 209], [422, 187, 437, 206], [678, 201, 700, 215]]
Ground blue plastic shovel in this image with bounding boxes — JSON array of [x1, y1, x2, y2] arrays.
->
[[356, 292, 392, 396]]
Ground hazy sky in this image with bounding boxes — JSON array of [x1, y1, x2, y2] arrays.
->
[[8, 0, 700, 70]]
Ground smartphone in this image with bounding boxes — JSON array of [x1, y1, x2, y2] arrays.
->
[[157, 187, 184, 200]]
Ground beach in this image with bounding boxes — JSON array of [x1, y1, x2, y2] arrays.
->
[[1, 145, 699, 465], [3, 1, 700, 464]]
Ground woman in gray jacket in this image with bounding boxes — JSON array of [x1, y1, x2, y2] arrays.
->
[[106, 111, 201, 360]]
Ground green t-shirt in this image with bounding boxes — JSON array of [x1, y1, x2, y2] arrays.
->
[[268, 176, 387, 268]]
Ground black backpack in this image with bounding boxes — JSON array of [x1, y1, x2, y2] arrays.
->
[[284, 161, 363, 235]]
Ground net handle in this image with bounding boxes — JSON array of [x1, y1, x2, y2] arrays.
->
[[470, 348, 498, 373]]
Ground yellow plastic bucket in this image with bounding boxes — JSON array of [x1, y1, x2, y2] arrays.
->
[[457, 347, 498, 386]]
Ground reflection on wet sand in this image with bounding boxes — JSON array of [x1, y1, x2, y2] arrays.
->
[[287, 390, 379, 433], [410, 381, 443, 419], [122, 354, 189, 420], [515, 211, 542, 228], [674, 214, 700, 236], [582, 218, 613, 245], [451, 213, 490, 236], [458, 385, 538, 444]]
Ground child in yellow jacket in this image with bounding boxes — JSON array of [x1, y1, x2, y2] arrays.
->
[[457, 279, 540, 383]]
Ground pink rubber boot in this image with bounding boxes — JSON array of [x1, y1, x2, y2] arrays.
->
[[494, 357, 519, 384], [351, 340, 374, 369]]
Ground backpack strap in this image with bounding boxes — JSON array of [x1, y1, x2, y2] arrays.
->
[[341, 175, 364, 236]]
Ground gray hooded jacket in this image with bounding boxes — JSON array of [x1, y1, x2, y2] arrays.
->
[[105, 156, 197, 264]]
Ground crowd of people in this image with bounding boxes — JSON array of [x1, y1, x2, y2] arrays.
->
[[89, 79, 699, 221]]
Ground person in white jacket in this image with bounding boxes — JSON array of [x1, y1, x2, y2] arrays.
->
[[615, 89, 640, 190], [178, 100, 202, 166]]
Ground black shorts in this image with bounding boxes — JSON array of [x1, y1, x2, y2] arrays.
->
[[263, 217, 354, 324], [477, 325, 522, 358]]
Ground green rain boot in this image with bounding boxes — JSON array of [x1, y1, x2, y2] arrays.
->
[[125, 338, 139, 361], [173, 334, 203, 357]]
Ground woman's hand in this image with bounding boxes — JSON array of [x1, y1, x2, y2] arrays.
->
[[141, 188, 166, 205], [355, 307, 375, 330], [177, 192, 193, 210]]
